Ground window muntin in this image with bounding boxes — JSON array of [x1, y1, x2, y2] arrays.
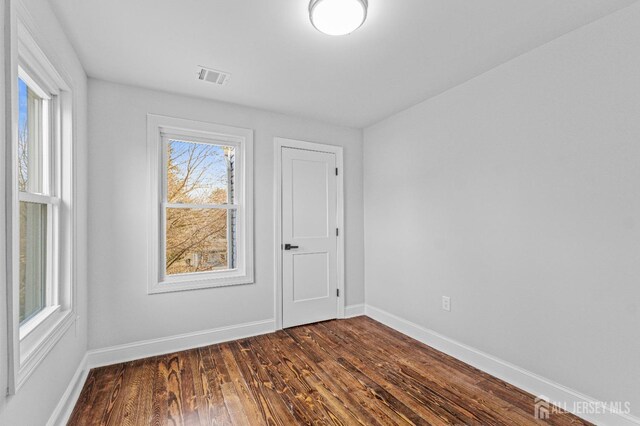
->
[[17, 71, 57, 327], [163, 138, 237, 277]]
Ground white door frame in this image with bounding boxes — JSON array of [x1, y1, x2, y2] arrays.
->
[[274, 137, 345, 330]]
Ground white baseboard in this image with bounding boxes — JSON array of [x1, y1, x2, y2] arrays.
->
[[87, 318, 275, 368], [345, 303, 365, 318], [365, 304, 640, 426], [46, 353, 89, 426]]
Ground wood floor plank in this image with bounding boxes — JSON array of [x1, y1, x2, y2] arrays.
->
[[185, 349, 211, 425], [150, 355, 169, 426], [196, 345, 233, 425], [99, 363, 127, 425], [220, 381, 252, 426], [118, 359, 150, 426], [131, 358, 155, 426], [68, 317, 593, 426], [165, 354, 188, 425], [219, 343, 266, 425]]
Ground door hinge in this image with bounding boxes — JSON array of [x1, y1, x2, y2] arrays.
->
[[335, 167, 338, 176], [337, 289, 340, 297], [336, 228, 339, 236]]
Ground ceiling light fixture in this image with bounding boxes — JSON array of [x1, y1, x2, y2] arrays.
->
[[309, 0, 368, 36]]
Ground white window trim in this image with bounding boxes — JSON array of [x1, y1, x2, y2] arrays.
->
[[147, 114, 254, 294], [5, 9, 77, 394]]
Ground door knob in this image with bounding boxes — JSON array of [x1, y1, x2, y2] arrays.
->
[[284, 244, 299, 250]]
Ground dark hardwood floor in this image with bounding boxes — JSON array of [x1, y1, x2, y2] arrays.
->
[[68, 316, 590, 425]]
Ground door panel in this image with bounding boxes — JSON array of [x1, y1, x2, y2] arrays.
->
[[292, 159, 329, 238], [282, 147, 337, 328], [293, 253, 329, 301]]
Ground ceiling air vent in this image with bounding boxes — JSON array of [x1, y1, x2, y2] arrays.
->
[[197, 66, 230, 85]]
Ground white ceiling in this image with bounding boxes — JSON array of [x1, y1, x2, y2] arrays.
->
[[50, 0, 636, 128]]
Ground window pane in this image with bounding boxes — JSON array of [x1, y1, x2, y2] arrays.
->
[[18, 78, 46, 194], [167, 139, 235, 205], [165, 208, 236, 275], [19, 201, 47, 324]]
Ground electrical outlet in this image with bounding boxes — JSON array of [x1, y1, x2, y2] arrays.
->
[[442, 296, 451, 312]]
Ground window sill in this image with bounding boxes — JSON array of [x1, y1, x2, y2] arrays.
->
[[19, 305, 61, 340], [148, 270, 254, 294], [17, 308, 75, 390]]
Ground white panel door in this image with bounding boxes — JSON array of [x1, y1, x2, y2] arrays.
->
[[282, 147, 338, 328]]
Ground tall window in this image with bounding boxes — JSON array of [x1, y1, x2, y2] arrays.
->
[[148, 115, 254, 293], [17, 70, 58, 326], [8, 24, 75, 393], [164, 138, 237, 274]]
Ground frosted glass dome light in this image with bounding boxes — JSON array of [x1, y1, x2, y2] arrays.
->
[[309, 0, 368, 36]]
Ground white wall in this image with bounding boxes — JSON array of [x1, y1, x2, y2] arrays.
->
[[364, 2, 640, 416], [0, 0, 88, 424], [87, 79, 364, 350], [0, 0, 7, 419]]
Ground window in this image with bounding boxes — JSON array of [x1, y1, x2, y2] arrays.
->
[[18, 72, 56, 326], [7, 22, 76, 393], [165, 138, 236, 274], [148, 115, 253, 293]]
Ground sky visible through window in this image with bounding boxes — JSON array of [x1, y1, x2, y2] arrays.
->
[[168, 139, 232, 204], [18, 78, 30, 192], [19, 78, 28, 133]]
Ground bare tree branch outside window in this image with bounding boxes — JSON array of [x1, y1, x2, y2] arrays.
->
[[165, 140, 236, 275]]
